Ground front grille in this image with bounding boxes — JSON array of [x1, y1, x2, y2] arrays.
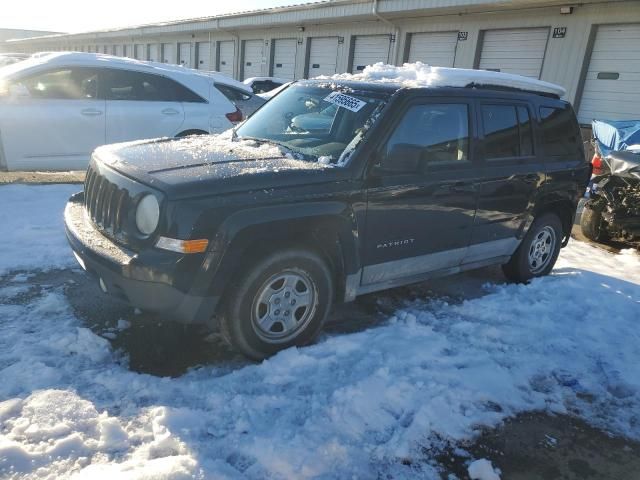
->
[[84, 165, 130, 235]]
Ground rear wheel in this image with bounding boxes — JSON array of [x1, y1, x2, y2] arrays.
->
[[502, 213, 563, 283], [220, 249, 333, 360], [581, 200, 609, 242]]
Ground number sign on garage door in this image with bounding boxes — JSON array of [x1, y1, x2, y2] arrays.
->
[[479, 28, 550, 78], [308, 37, 340, 77], [217, 41, 235, 77], [242, 40, 264, 80], [351, 35, 390, 73], [197, 42, 211, 70], [578, 24, 640, 123], [272, 38, 297, 80], [408, 31, 459, 67]]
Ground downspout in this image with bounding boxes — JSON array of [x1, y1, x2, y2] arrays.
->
[[216, 18, 240, 79], [372, 0, 401, 65]]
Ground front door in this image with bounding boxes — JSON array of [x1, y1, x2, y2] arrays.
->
[[0, 67, 105, 170], [362, 100, 480, 287]]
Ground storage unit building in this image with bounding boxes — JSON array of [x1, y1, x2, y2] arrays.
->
[[350, 34, 391, 73], [478, 28, 550, 78], [577, 23, 640, 123], [242, 39, 265, 79], [196, 41, 211, 70], [271, 38, 297, 80], [307, 37, 340, 77], [406, 31, 459, 67], [217, 40, 235, 77]]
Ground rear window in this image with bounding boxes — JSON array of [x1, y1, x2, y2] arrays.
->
[[481, 104, 534, 159], [539, 105, 582, 157], [215, 84, 252, 101]]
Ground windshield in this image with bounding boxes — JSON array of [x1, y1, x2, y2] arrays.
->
[[235, 83, 386, 165]]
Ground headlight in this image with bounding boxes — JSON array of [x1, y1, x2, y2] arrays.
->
[[135, 194, 160, 235]]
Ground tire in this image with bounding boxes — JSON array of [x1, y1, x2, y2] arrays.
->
[[220, 249, 333, 360], [502, 213, 563, 283], [581, 200, 608, 242]]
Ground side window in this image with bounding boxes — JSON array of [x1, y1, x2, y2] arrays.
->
[[482, 104, 535, 159], [215, 83, 252, 101], [539, 106, 582, 157], [385, 103, 470, 169], [19, 68, 99, 100], [103, 69, 205, 103]]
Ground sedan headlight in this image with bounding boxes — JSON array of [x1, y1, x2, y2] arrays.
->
[[135, 194, 160, 235]]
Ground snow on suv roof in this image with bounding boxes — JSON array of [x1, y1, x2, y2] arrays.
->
[[321, 62, 566, 98]]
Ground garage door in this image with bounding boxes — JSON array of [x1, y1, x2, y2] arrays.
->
[[179, 43, 193, 68], [112, 45, 121, 56], [218, 41, 235, 77], [478, 28, 549, 78], [578, 24, 640, 123], [408, 31, 458, 67], [148, 44, 160, 62], [196, 42, 211, 70], [272, 38, 297, 80], [134, 44, 144, 60], [351, 35, 390, 73], [308, 37, 339, 77], [162, 43, 176, 64], [243, 40, 264, 79]]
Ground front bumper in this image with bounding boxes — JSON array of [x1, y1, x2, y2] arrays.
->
[[64, 192, 219, 324]]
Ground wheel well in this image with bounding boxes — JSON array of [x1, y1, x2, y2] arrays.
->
[[214, 227, 347, 316], [534, 200, 576, 242], [176, 129, 208, 138]]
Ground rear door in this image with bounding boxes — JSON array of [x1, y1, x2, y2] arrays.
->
[[102, 68, 187, 143], [467, 99, 541, 262], [363, 98, 480, 288], [0, 66, 105, 170]]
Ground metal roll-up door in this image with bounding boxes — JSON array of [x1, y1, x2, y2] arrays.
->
[[112, 45, 121, 56], [179, 43, 192, 68], [196, 42, 211, 70], [162, 43, 176, 64], [479, 28, 550, 78], [308, 37, 339, 77], [408, 31, 458, 67], [242, 40, 264, 79], [351, 35, 391, 73], [148, 44, 159, 62], [218, 41, 235, 77], [578, 24, 640, 124], [134, 44, 144, 60], [272, 38, 297, 80]]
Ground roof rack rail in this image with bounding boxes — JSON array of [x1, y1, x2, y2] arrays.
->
[[464, 82, 561, 99]]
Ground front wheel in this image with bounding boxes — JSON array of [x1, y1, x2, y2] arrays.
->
[[581, 200, 608, 242], [502, 213, 563, 283], [220, 249, 333, 360]]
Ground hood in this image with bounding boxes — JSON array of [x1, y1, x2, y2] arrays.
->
[[606, 150, 640, 180], [94, 134, 342, 199]]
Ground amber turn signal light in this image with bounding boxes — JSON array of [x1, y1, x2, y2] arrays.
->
[[155, 237, 209, 254]]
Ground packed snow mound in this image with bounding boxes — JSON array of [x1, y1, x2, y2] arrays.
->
[[468, 458, 501, 480], [321, 62, 566, 97]]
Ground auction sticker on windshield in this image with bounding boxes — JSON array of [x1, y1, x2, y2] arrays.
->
[[324, 91, 366, 112]]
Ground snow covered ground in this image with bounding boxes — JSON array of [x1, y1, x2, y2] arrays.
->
[[0, 184, 639, 479]]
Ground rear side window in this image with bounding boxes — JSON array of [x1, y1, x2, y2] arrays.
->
[[481, 104, 534, 159], [19, 68, 99, 100], [102, 69, 205, 103], [539, 106, 582, 157], [215, 83, 252, 101]]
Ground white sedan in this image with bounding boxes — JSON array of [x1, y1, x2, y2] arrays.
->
[[0, 52, 255, 171]]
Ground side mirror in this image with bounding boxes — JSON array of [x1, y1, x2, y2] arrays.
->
[[377, 143, 421, 173]]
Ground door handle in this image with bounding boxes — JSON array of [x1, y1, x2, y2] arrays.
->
[[161, 108, 180, 115], [81, 108, 103, 116]]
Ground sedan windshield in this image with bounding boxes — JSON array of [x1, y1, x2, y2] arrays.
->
[[235, 84, 386, 165]]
